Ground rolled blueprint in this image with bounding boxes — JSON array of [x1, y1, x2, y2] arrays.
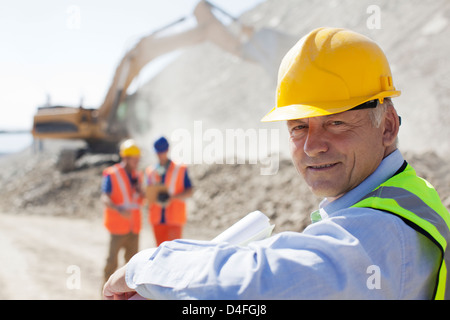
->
[[127, 211, 275, 300], [211, 210, 274, 246]]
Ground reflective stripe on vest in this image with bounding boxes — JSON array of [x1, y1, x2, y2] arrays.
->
[[167, 163, 181, 195], [352, 164, 450, 300], [112, 164, 139, 209], [146, 166, 161, 185]]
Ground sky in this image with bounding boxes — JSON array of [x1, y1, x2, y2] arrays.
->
[[0, 0, 265, 131]]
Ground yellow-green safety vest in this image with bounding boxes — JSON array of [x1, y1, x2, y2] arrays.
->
[[352, 162, 450, 299]]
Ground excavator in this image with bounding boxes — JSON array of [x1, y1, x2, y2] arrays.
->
[[31, 0, 294, 172]]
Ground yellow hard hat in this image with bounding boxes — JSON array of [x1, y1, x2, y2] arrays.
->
[[261, 27, 401, 122], [119, 139, 141, 157]]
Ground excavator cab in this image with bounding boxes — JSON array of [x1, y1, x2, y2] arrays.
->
[[32, 104, 127, 172], [32, 105, 100, 140]]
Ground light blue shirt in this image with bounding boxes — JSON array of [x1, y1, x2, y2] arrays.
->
[[126, 150, 441, 299]]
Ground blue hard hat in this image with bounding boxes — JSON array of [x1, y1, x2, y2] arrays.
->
[[154, 136, 169, 153]]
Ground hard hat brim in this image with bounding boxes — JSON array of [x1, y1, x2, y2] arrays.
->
[[120, 152, 141, 158], [261, 90, 401, 122]]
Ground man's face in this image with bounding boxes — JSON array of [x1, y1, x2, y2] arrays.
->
[[288, 109, 386, 201], [124, 156, 140, 171], [157, 150, 169, 163]]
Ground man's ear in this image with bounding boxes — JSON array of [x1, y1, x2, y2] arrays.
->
[[382, 105, 400, 147]]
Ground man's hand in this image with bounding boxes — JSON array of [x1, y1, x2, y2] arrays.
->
[[103, 265, 136, 300]]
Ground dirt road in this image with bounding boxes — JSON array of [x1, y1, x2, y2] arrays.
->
[[0, 213, 162, 300], [0, 211, 220, 300]]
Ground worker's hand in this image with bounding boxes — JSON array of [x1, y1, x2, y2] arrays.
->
[[103, 265, 136, 300]]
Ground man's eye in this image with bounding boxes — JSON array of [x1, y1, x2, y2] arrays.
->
[[290, 125, 307, 138], [291, 125, 307, 133], [331, 121, 344, 126]]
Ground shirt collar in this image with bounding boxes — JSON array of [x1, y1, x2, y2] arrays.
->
[[313, 149, 405, 220], [156, 159, 172, 175]]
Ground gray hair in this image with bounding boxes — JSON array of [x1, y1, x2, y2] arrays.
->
[[369, 98, 393, 128], [369, 98, 399, 147]]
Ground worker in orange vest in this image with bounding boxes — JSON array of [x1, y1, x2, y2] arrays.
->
[[145, 136, 193, 246], [101, 139, 144, 283]]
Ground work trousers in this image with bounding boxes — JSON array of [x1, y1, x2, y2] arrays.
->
[[152, 224, 183, 246], [104, 232, 139, 283]]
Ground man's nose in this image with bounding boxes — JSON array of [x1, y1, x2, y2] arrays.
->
[[303, 124, 328, 157]]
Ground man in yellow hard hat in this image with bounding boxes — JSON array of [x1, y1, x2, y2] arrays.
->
[[101, 139, 144, 284], [103, 28, 450, 300]]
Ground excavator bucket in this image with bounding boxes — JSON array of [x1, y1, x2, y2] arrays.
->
[[240, 27, 297, 76], [200, 0, 297, 76]]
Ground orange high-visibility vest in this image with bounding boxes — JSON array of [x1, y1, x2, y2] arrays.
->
[[103, 163, 142, 235], [146, 161, 188, 226]]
